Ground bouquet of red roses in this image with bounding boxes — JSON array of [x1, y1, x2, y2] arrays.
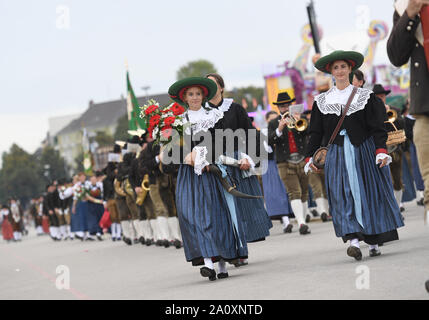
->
[[140, 99, 187, 146]]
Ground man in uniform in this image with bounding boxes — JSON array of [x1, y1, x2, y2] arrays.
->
[[268, 91, 311, 235], [373, 84, 407, 213], [387, 0, 429, 224]]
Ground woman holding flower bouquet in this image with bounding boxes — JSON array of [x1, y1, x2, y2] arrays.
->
[[150, 77, 249, 281]]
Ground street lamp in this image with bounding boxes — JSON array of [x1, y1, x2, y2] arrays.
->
[[141, 86, 151, 102]]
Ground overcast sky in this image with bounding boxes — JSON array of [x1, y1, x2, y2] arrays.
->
[[0, 0, 397, 167]]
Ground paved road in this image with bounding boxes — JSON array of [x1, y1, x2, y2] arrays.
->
[[1, 202, 429, 300]]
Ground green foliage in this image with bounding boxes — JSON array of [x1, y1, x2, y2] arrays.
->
[[38, 146, 69, 183], [94, 131, 115, 147], [0, 144, 44, 205], [114, 114, 129, 142], [226, 86, 264, 112], [177, 60, 218, 80]]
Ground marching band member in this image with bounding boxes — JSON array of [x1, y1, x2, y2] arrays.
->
[[373, 84, 407, 214], [268, 91, 311, 235], [261, 111, 294, 233]]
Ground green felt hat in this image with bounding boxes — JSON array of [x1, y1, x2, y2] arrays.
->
[[168, 77, 217, 105], [315, 50, 364, 74]]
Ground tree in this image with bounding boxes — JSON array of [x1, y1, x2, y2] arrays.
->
[[37, 146, 69, 184], [94, 131, 115, 147], [226, 86, 264, 112], [0, 144, 44, 205], [176, 59, 218, 80], [114, 114, 129, 142]]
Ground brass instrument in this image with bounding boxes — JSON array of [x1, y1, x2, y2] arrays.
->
[[114, 178, 126, 197], [136, 174, 150, 205], [384, 107, 406, 153], [281, 112, 308, 131], [386, 108, 397, 123], [124, 178, 136, 200]]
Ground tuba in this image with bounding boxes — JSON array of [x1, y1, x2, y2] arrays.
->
[[136, 174, 150, 205]]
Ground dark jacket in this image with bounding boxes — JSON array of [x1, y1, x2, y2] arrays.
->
[[387, 11, 429, 115], [306, 94, 388, 158], [268, 115, 308, 163]]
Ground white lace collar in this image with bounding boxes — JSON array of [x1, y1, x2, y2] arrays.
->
[[205, 98, 234, 113], [315, 85, 372, 116], [184, 106, 224, 135]]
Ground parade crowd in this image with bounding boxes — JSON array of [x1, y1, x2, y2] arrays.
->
[[1, 1, 429, 282]]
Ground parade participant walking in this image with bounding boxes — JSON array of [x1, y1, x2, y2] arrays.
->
[[103, 146, 122, 241], [9, 199, 23, 242], [86, 173, 105, 241], [206, 73, 272, 267], [268, 91, 311, 235], [1, 205, 14, 242], [261, 111, 294, 233], [373, 83, 407, 213], [403, 101, 425, 206], [387, 0, 429, 225], [71, 173, 89, 241], [166, 77, 249, 281], [306, 50, 404, 260]]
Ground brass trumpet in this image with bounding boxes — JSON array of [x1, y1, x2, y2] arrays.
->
[[136, 174, 150, 205], [281, 112, 308, 132]]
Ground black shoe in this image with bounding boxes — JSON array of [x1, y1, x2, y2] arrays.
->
[[75, 234, 83, 241], [139, 237, 145, 245], [163, 240, 170, 248], [112, 237, 116, 242], [155, 240, 163, 247], [234, 259, 248, 268], [123, 237, 132, 246], [417, 198, 424, 206], [133, 238, 139, 245], [347, 246, 362, 261], [299, 224, 311, 235], [217, 272, 229, 279], [400, 206, 405, 212], [283, 224, 293, 233], [173, 239, 182, 249], [401, 214, 405, 221], [200, 267, 216, 281], [321, 212, 329, 222], [311, 209, 320, 217], [86, 237, 95, 241], [146, 239, 154, 246], [97, 235, 103, 241], [369, 249, 381, 257], [425, 280, 429, 293], [305, 214, 311, 223]]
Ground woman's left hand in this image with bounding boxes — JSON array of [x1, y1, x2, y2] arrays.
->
[[377, 157, 389, 168], [239, 158, 251, 171]]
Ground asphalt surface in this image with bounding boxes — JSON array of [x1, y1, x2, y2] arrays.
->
[[1, 201, 429, 300]]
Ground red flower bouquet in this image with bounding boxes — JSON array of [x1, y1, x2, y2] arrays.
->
[[140, 100, 188, 146]]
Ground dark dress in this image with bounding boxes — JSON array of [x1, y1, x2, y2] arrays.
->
[[207, 99, 272, 242], [306, 86, 404, 244]]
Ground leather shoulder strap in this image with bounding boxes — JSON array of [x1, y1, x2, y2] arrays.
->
[[327, 86, 358, 146]]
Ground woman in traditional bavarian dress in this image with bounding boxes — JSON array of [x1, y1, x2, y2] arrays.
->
[[166, 77, 249, 281], [305, 51, 404, 261], [205, 73, 272, 245]]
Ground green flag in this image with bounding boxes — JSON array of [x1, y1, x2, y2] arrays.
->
[[126, 71, 146, 132]]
